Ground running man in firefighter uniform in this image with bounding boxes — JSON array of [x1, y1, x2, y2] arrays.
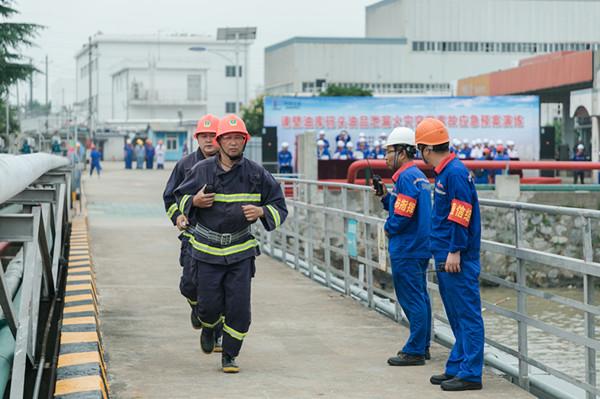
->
[[162, 114, 223, 349], [376, 127, 432, 367], [174, 114, 287, 373], [415, 118, 484, 392]]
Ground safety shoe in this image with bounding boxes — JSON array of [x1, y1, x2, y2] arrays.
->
[[430, 373, 455, 385], [213, 334, 223, 353], [441, 377, 482, 391], [387, 352, 425, 366], [200, 328, 215, 354], [222, 353, 240, 373], [190, 311, 202, 330]]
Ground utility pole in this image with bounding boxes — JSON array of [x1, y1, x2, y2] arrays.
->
[[45, 55, 49, 140], [88, 36, 93, 142], [29, 58, 33, 109]]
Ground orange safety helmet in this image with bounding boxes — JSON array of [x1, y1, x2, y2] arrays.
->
[[215, 114, 251, 143], [415, 118, 450, 146], [194, 114, 220, 138]]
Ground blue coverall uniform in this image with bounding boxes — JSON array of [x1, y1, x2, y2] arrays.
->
[[174, 155, 287, 357], [381, 161, 432, 356], [162, 149, 207, 302], [278, 150, 293, 174], [124, 145, 133, 169], [431, 153, 484, 383], [90, 149, 102, 176]]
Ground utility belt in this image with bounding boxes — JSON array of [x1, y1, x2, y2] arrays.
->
[[187, 224, 251, 246]]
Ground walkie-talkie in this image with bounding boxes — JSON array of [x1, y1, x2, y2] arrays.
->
[[204, 184, 215, 194], [365, 156, 385, 196]]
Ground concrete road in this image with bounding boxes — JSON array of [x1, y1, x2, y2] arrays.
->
[[83, 161, 532, 398]]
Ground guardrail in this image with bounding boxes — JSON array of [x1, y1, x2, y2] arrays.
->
[[0, 154, 70, 398], [254, 177, 600, 399]]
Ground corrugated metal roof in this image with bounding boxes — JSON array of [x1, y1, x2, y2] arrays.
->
[[265, 37, 407, 53]]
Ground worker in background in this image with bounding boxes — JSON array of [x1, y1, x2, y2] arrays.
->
[[346, 142, 360, 159], [135, 139, 145, 169], [376, 127, 432, 367], [357, 137, 370, 159], [21, 139, 31, 154], [156, 139, 166, 170], [470, 139, 483, 160], [450, 138, 461, 154], [416, 118, 484, 392], [369, 140, 386, 159], [459, 139, 471, 159], [89, 144, 102, 177], [333, 140, 350, 160], [317, 140, 331, 160], [573, 143, 586, 184], [317, 130, 330, 150], [493, 144, 510, 180], [335, 129, 351, 145], [506, 140, 519, 159], [124, 139, 133, 169], [174, 114, 287, 373], [145, 139, 155, 169], [379, 132, 388, 144], [163, 114, 223, 350], [278, 142, 293, 174], [473, 148, 491, 184]]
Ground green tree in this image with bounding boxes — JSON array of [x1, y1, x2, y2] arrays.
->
[[319, 84, 372, 97], [0, 0, 41, 94], [241, 95, 264, 136]]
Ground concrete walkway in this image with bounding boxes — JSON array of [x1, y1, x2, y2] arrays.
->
[[83, 162, 532, 398]]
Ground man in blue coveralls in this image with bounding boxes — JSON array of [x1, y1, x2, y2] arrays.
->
[[174, 114, 287, 373], [415, 118, 484, 391], [162, 114, 223, 350], [278, 142, 293, 174], [376, 127, 432, 366]]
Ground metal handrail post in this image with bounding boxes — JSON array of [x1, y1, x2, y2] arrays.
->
[[583, 216, 596, 399], [514, 208, 529, 390]]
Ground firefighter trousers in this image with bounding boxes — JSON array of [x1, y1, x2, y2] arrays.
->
[[193, 257, 255, 357]]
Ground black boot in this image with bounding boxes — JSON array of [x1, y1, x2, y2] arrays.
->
[[430, 373, 455, 385], [200, 328, 215, 354], [441, 378, 482, 391], [222, 353, 240, 373], [190, 311, 202, 330], [387, 352, 425, 366]]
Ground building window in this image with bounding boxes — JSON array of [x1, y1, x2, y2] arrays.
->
[[225, 65, 237, 77], [187, 75, 203, 101], [225, 102, 237, 113], [166, 134, 178, 151]]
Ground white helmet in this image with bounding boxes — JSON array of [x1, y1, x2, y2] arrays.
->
[[317, 140, 325, 146], [318, 130, 325, 136], [384, 127, 415, 148], [496, 139, 504, 145], [379, 132, 387, 138], [483, 138, 489, 144], [346, 142, 354, 149], [507, 140, 515, 146], [577, 143, 585, 150], [359, 132, 366, 138], [282, 142, 289, 148], [337, 140, 345, 147], [462, 138, 469, 144], [452, 138, 462, 146], [358, 137, 366, 143], [373, 140, 381, 146]]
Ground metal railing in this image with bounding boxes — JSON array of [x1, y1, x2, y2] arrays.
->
[[254, 177, 600, 399], [0, 157, 71, 398]]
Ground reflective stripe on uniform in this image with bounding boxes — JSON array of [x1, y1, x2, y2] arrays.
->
[[179, 194, 191, 213], [223, 323, 247, 341], [187, 298, 198, 306], [214, 193, 261, 203], [188, 237, 258, 257], [266, 204, 281, 227], [199, 315, 224, 329], [167, 203, 178, 218]]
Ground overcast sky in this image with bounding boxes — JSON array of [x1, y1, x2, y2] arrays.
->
[[12, 0, 375, 105]]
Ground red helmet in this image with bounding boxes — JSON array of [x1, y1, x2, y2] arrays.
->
[[194, 114, 220, 138], [215, 114, 251, 143]]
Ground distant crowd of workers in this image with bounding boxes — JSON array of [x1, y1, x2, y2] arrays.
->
[[123, 138, 166, 170], [160, 112, 486, 392]]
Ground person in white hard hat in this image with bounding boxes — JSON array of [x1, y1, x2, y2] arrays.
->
[[357, 137, 369, 158], [573, 143, 586, 184], [470, 139, 483, 160], [451, 138, 462, 154], [506, 140, 518, 159], [333, 140, 350, 160], [458, 139, 471, 159], [347, 141, 361, 159], [376, 127, 432, 366], [369, 140, 385, 159], [317, 139, 331, 160], [278, 142, 293, 174], [317, 130, 330, 149]]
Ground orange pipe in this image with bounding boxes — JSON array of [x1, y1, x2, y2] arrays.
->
[[347, 160, 600, 184]]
